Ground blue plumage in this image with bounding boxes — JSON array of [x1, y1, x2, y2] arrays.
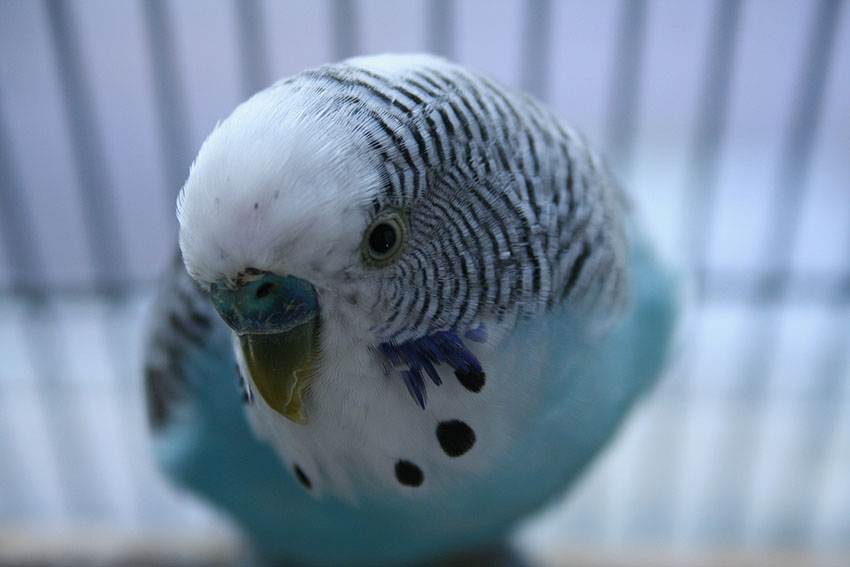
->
[[146, 232, 677, 565], [145, 55, 680, 566]]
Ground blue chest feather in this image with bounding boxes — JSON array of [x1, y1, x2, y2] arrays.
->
[[377, 324, 488, 408]]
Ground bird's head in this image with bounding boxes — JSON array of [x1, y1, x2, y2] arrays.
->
[[178, 71, 418, 424], [178, 81, 387, 286]]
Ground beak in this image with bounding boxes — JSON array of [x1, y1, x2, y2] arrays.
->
[[210, 274, 319, 424]]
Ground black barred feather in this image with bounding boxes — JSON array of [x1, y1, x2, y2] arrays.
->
[[144, 255, 218, 429], [280, 57, 629, 341]]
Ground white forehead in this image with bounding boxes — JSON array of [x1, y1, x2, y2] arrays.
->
[[177, 83, 380, 285]]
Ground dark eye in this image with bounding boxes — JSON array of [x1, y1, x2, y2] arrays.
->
[[362, 213, 406, 266], [369, 222, 398, 256]]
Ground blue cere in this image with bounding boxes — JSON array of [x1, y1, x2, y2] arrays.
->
[[378, 327, 485, 409], [210, 273, 318, 335]]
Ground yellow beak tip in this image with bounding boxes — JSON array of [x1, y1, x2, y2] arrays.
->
[[238, 319, 319, 425]]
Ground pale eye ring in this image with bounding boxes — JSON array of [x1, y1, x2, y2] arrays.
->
[[362, 212, 407, 266]]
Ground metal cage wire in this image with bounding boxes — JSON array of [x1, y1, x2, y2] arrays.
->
[[0, 0, 848, 560]]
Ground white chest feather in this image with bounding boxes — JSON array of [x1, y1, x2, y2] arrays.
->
[[238, 306, 557, 501]]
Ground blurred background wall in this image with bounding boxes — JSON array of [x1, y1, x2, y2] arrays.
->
[[0, 0, 848, 564]]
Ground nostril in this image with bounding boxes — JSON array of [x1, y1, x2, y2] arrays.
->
[[256, 282, 274, 299]]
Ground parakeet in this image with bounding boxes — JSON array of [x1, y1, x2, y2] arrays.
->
[[144, 54, 677, 566]]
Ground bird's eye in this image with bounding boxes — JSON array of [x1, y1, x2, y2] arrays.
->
[[362, 212, 407, 266], [369, 222, 398, 255]]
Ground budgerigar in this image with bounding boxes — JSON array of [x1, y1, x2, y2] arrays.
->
[[145, 54, 677, 566]]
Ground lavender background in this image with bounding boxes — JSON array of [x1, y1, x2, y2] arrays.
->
[[0, 0, 848, 561]]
